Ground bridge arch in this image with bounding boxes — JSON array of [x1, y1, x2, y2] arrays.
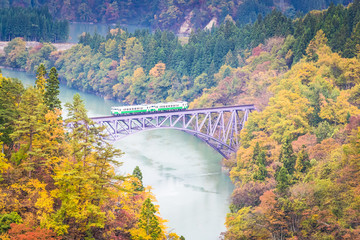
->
[[90, 105, 256, 159]]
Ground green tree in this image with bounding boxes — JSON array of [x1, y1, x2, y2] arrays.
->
[[10, 87, 46, 175], [0, 212, 22, 233], [315, 121, 334, 143], [133, 166, 144, 191], [344, 22, 360, 58], [0, 76, 24, 154], [64, 93, 96, 163], [252, 143, 268, 181], [44, 67, 61, 110], [138, 198, 163, 240], [276, 167, 290, 194], [279, 138, 296, 174], [294, 146, 310, 174]]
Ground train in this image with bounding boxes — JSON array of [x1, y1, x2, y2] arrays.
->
[[111, 101, 188, 115]]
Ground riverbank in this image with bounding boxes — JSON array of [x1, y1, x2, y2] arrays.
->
[[0, 41, 75, 55]]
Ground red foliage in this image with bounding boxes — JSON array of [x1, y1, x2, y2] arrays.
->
[[292, 133, 317, 152], [232, 180, 276, 208], [308, 138, 340, 161], [8, 223, 61, 240], [209, 76, 245, 105], [28, 44, 43, 55], [252, 45, 264, 56], [254, 61, 271, 73], [345, 115, 360, 135]]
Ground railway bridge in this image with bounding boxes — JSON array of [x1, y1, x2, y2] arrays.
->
[[90, 104, 256, 158]]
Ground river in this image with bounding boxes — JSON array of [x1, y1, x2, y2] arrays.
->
[[1, 68, 234, 239], [68, 22, 151, 43]]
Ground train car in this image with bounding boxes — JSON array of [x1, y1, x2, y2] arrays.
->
[[111, 101, 188, 115], [111, 104, 147, 115]]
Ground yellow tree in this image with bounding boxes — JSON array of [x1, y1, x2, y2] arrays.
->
[[256, 90, 313, 142], [319, 91, 360, 125], [48, 94, 124, 238], [35, 64, 47, 96], [305, 30, 329, 62], [149, 62, 166, 77], [0, 138, 10, 182]]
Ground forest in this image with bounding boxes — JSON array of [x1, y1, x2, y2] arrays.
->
[[191, 30, 360, 238], [0, 7, 69, 42], [1, 0, 353, 32], [2, 1, 360, 105], [1, 0, 360, 239], [0, 65, 183, 239]]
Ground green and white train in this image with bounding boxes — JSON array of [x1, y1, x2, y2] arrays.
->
[[111, 101, 188, 115]]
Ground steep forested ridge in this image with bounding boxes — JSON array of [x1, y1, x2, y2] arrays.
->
[[220, 31, 360, 240], [189, 15, 360, 240], [3, 1, 360, 106], [2, 0, 353, 32], [2, 1, 360, 239]]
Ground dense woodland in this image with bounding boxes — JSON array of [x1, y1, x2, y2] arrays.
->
[[191, 30, 360, 238], [1, 1, 360, 240], [1, 0, 353, 32], [3, 1, 360, 104], [0, 65, 183, 239], [0, 7, 68, 42]]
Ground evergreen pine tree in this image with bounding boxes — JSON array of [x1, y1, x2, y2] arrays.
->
[[257, 150, 266, 166], [252, 142, 260, 163], [252, 143, 268, 181], [10, 87, 46, 176], [343, 22, 360, 58], [276, 167, 290, 194], [279, 138, 296, 174], [0, 77, 24, 154], [44, 67, 61, 110], [132, 165, 144, 191], [65, 93, 99, 163], [138, 198, 163, 240]]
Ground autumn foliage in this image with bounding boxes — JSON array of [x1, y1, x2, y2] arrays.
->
[[0, 69, 179, 239], [202, 30, 360, 239]]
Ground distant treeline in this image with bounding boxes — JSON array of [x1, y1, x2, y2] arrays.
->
[[1, 0, 353, 32], [0, 7, 69, 42], [3, 1, 360, 104]]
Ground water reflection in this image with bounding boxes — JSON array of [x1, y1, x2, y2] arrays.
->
[[68, 22, 151, 43]]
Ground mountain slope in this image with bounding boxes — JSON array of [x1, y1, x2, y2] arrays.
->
[[2, 0, 353, 33]]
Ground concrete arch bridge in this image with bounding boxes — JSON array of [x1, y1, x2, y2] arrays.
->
[[90, 104, 256, 158]]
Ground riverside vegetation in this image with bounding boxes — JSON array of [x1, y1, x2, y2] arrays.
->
[[3, 2, 360, 104], [0, 65, 183, 239], [1, 1, 360, 239]]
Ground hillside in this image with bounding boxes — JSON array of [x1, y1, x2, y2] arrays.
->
[[2, 0, 353, 34], [2, 1, 360, 105], [1, 1, 360, 239]]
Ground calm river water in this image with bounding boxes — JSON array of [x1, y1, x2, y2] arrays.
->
[[1, 68, 234, 239], [68, 22, 151, 43]]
